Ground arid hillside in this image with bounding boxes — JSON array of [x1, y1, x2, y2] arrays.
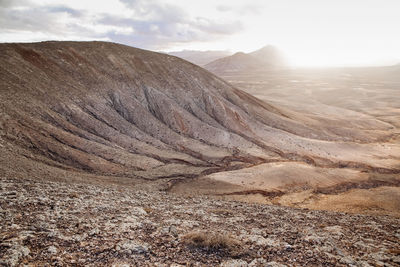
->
[[0, 41, 400, 216]]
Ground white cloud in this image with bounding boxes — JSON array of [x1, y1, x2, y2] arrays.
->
[[0, 0, 243, 50]]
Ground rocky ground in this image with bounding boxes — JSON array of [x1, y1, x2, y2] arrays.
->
[[1, 177, 400, 266]]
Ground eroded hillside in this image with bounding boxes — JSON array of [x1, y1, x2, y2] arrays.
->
[[1, 41, 399, 184]]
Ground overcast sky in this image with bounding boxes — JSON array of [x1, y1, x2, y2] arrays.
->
[[1, 0, 399, 66]]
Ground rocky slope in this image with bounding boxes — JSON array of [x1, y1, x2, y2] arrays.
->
[[1, 177, 400, 266]]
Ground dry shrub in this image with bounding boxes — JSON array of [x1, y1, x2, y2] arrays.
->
[[181, 231, 240, 253]]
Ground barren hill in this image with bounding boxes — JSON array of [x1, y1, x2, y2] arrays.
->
[[1, 41, 398, 184]]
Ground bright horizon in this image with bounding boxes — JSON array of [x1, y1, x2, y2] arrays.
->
[[1, 0, 400, 67]]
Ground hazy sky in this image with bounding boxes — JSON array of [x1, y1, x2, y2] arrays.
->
[[1, 0, 399, 66]]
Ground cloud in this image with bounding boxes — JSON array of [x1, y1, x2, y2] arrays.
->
[[0, 1, 95, 38], [216, 5, 232, 12], [111, 0, 243, 49], [45, 6, 84, 18], [216, 3, 264, 15], [0, 0, 30, 8], [0, 0, 243, 50]]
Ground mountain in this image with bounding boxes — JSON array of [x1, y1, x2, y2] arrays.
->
[[205, 45, 287, 74], [249, 45, 286, 67], [203, 52, 262, 72], [0, 41, 398, 184], [167, 50, 232, 66]]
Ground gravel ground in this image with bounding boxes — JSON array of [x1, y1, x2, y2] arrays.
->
[[1, 177, 399, 266]]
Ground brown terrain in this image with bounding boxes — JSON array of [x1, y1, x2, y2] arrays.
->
[[1, 41, 400, 266]]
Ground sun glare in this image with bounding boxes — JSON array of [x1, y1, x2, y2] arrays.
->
[[167, 0, 400, 67]]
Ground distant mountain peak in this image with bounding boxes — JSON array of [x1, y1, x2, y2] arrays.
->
[[205, 45, 287, 74], [233, 51, 246, 56], [253, 45, 276, 52]]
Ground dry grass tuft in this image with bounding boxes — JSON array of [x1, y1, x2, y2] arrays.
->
[[181, 231, 240, 253]]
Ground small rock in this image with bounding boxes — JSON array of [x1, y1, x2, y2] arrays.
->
[[112, 264, 130, 267], [116, 240, 149, 254], [89, 227, 100, 236], [249, 258, 267, 266], [340, 256, 356, 266], [265, 262, 287, 267], [305, 249, 314, 257], [1, 244, 30, 267], [10, 224, 20, 229], [220, 259, 248, 267], [325, 226, 343, 236], [48, 245, 58, 254], [132, 207, 147, 216], [160, 225, 178, 236]]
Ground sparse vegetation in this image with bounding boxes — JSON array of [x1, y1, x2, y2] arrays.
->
[[181, 231, 240, 253]]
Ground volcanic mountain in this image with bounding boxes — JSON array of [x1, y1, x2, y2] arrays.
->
[[0, 41, 399, 187], [204, 45, 287, 74]]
